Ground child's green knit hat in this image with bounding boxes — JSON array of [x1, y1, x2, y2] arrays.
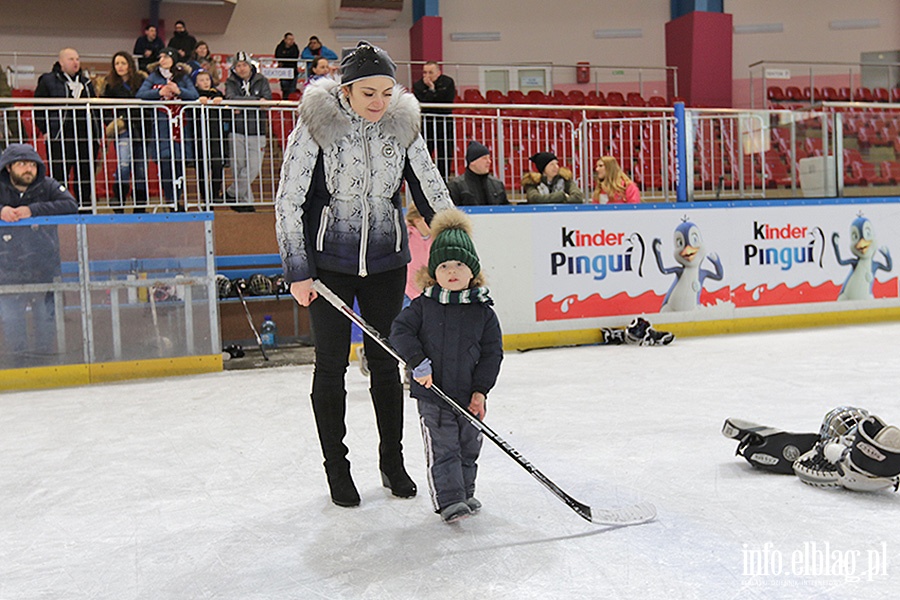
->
[[427, 208, 481, 278]]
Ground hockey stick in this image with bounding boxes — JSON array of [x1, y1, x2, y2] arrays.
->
[[235, 285, 269, 361], [312, 280, 656, 527]]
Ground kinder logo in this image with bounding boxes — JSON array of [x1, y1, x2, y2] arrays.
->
[[744, 221, 825, 271], [551, 227, 644, 281]]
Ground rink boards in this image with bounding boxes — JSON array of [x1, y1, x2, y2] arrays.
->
[[465, 197, 900, 349]]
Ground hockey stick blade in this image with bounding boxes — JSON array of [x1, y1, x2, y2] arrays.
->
[[590, 502, 657, 526], [235, 286, 269, 361], [312, 280, 657, 527]]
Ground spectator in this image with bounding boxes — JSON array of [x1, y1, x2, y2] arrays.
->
[[274, 32, 300, 98], [274, 41, 453, 508], [136, 47, 198, 211], [101, 51, 146, 212], [592, 156, 640, 204], [0, 144, 78, 368], [447, 141, 508, 206], [34, 47, 101, 207], [167, 20, 197, 62], [522, 151, 584, 204], [305, 56, 332, 87], [1, 63, 22, 150], [189, 41, 220, 87], [224, 51, 272, 212], [134, 24, 164, 73], [300, 35, 338, 76], [192, 70, 226, 201], [412, 61, 456, 179], [404, 205, 432, 305]]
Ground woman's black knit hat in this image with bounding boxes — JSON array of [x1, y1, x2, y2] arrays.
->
[[340, 41, 396, 85]]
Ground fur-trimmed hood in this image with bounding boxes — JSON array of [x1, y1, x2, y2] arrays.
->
[[299, 77, 421, 149], [521, 167, 573, 186]]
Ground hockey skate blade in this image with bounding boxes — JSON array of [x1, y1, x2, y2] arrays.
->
[[590, 502, 657, 526]]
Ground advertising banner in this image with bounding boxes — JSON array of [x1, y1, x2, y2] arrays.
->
[[532, 203, 898, 321]]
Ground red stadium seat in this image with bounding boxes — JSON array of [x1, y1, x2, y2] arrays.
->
[[605, 91, 625, 106], [853, 87, 874, 102], [565, 89, 586, 104], [485, 89, 507, 103], [463, 88, 486, 103], [767, 86, 786, 102]]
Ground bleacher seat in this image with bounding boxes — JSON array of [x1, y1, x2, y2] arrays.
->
[[463, 89, 486, 103], [853, 87, 874, 102], [851, 161, 889, 186], [485, 89, 507, 103], [785, 86, 804, 102], [524, 90, 546, 104], [767, 86, 786, 102], [585, 90, 604, 106], [566, 89, 586, 105], [873, 88, 890, 103], [605, 91, 625, 106], [821, 87, 840, 101], [881, 161, 900, 184], [507, 90, 526, 103]]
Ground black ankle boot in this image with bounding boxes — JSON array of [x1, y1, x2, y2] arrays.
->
[[326, 467, 360, 507], [381, 464, 417, 498]]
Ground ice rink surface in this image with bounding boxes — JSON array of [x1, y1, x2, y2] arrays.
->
[[2, 322, 899, 599]]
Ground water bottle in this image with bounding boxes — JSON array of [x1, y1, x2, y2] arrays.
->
[[260, 315, 277, 349]]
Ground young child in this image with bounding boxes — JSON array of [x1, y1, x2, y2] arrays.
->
[[390, 209, 503, 523]]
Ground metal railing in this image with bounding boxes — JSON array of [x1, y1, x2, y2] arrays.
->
[[3, 97, 899, 211]]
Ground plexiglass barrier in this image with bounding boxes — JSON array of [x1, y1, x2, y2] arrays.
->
[[0, 213, 218, 371]]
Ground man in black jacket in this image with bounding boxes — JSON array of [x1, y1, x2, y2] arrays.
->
[[0, 144, 78, 367], [134, 24, 164, 73], [447, 141, 509, 206], [412, 61, 456, 179], [34, 47, 99, 207], [167, 20, 197, 62], [274, 32, 300, 99]]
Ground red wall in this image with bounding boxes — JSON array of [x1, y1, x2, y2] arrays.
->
[[665, 11, 733, 107]]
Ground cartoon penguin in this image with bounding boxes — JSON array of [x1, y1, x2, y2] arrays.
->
[[653, 219, 724, 312], [832, 215, 892, 301]]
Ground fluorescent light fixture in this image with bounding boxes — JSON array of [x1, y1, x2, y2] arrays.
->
[[450, 32, 501, 42], [336, 34, 388, 43], [593, 29, 643, 39], [829, 19, 880, 30], [733, 23, 784, 34]]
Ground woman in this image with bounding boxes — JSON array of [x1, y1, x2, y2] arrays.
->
[[102, 51, 145, 212], [275, 41, 453, 508], [190, 41, 220, 86], [592, 156, 641, 204], [304, 56, 331, 87], [522, 151, 584, 204], [136, 47, 198, 211]]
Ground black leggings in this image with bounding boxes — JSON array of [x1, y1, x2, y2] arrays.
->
[[307, 266, 407, 469]]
